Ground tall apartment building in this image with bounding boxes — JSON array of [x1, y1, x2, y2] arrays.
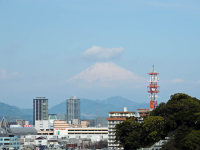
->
[[66, 96, 80, 124], [107, 107, 136, 149], [33, 97, 48, 125]]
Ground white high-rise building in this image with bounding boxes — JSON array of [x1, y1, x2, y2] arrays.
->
[[107, 107, 136, 149]]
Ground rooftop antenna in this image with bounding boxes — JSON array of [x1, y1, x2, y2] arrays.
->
[[153, 64, 154, 72]]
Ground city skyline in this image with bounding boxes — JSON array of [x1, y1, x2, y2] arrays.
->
[[0, 0, 200, 108]]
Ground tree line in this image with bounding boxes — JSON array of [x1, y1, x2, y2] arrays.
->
[[115, 93, 200, 150]]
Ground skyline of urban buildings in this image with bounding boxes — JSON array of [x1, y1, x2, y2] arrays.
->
[[0, 65, 190, 150], [29, 66, 159, 149], [0, 67, 195, 149]]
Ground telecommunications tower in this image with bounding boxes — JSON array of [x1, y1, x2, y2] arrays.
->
[[148, 65, 160, 110]]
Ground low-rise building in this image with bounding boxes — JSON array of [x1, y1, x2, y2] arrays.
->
[[0, 136, 20, 149], [21, 134, 106, 149], [54, 120, 108, 142], [54, 127, 108, 142], [35, 120, 49, 131], [81, 121, 89, 128], [0, 117, 21, 149], [35, 120, 54, 135], [54, 120, 71, 129]]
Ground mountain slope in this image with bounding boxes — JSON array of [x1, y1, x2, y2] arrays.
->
[[0, 102, 32, 122], [69, 62, 141, 82]]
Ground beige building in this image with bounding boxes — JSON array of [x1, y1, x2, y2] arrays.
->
[[54, 120, 71, 129], [81, 121, 89, 128], [53, 120, 108, 142]]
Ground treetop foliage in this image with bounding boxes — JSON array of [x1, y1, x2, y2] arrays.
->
[[115, 93, 200, 150]]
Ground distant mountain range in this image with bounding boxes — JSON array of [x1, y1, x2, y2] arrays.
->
[[0, 102, 32, 123], [0, 96, 149, 122], [49, 96, 149, 119]]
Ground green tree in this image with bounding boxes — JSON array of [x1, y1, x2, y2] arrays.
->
[[142, 116, 165, 146], [115, 116, 166, 150], [180, 130, 200, 150], [156, 93, 200, 149], [163, 129, 200, 150], [115, 93, 200, 150], [115, 118, 143, 150]]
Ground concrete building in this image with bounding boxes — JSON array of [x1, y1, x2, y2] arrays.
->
[[10, 128, 37, 136], [35, 120, 49, 131], [107, 107, 136, 149], [54, 120, 81, 130], [35, 120, 54, 135], [21, 134, 105, 149], [66, 96, 80, 124], [21, 135, 59, 148], [0, 117, 21, 149], [33, 97, 48, 125], [0, 136, 20, 149], [54, 120, 71, 129], [53, 120, 108, 142], [54, 127, 108, 142], [81, 121, 89, 128]]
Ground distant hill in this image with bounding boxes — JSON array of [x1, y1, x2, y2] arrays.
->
[[0, 96, 149, 122], [49, 96, 149, 119], [0, 102, 32, 123]]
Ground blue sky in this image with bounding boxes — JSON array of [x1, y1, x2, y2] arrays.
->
[[0, 0, 200, 108]]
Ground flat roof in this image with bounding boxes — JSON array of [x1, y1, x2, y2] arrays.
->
[[107, 118, 126, 121]]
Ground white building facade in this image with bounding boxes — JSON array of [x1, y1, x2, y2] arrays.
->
[[54, 127, 108, 142], [107, 108, 136, 149]]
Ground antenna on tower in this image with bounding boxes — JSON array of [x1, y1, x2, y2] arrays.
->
[[153, 64, 154, 73]]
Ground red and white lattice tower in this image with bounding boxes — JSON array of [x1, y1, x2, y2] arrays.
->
[[148, 65, 160, 110]]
